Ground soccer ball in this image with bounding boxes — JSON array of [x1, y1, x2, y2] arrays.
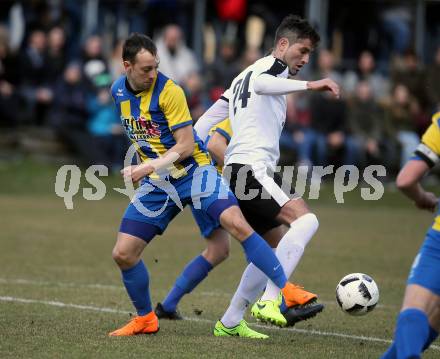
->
[[335, 273, 379, 316]]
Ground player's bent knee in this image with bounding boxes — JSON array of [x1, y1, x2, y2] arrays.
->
[[402, 285, 440, 315], [112, 247, 138, 268], [220, 207, 253, 241], [278, 198, 310, 223]]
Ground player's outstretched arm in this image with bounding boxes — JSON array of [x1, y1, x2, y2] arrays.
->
[[254, 74, 307, 96], [396, 160, 438, 212], [253, 74, 339, 98]]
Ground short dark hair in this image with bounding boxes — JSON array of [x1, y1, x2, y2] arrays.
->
[[274, 15, 320, 47], [122, 33, 157, 63]]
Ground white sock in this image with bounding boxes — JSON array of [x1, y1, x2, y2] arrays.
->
[[260, 213, 319, 301], [220, 250, 276, 328]]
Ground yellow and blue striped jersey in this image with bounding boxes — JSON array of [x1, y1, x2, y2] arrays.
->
[[414, 112, 440, 230], [111, 72, 210, 179], [205, 118, 233, 173]]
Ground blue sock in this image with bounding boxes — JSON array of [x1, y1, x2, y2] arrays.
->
[[381, 319, 438, 359], [241, 232, 287, 289], [395, 308, 429, 359], [423, 326, 439, 351], [121, 260, 152, 316], [380, 343, 396, 359], [162, 255, 213, 312]]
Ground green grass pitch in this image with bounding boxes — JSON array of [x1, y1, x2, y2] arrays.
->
[[0, 160, 439, 358]]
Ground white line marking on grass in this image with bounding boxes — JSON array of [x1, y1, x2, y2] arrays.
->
[[0, 277, 395, 308], [0, 277, 228, 299], [0, 278, 122, 290], [0, 296, 131, 314], [1, 295, 438, 351]]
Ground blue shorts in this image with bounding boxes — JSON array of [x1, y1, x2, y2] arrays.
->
[[121, 165, 237, 240], [407, 228, 440, 295]]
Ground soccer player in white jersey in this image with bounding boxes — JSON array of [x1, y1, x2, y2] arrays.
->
[[195, 14, 340, 335]]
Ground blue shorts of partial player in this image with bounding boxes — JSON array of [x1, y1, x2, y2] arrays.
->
[[407, 227, 440, 295], [119, 165, 237, 242]]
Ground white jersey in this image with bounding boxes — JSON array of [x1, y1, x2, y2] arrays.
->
[[224, 55, 290, 170]]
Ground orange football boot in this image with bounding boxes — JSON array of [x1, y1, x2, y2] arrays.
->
[[282, 282, 318, 308], [109, 311, 159, 336]]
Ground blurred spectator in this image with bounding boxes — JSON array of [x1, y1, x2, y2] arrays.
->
[[295, 49, 359, 167], [50, 63, 122, 169], [46, 26, 66, 85], [49, 62, 89, 163], [347, 81, 397, 169], [87, 73, 126, 171], [392, 49, 428, 113], [426, 46, 440, 112], [109, 39, 124, 81], [19, 29, 53, 125], [182, 72, 211, 121], [206, 38, 241, 92], [240, 46, 263, 71], [156, 24, 199, 84], [279, 93, 311, 164], [81, 35, 108, 87], [303, 92, 359, 167], [314, 49, 343, 85], [384, 84, 420, 168], [343, 50, 389, 101], [0, 25, 20, 127]]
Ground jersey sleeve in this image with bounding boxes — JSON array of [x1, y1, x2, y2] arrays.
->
[[210, 118, 233, 143], [253, 75, 308, 95], [160, 80, 193, 132], [415, 112, 440, 167]]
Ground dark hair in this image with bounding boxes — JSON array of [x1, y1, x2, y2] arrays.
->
[[274, 15, 320, 47], [122, 33, 157, 63]]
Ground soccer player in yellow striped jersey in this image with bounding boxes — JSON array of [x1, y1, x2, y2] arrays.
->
[[108, 33, 295, 337], [382, 111, 440, 358], [113, 55, 210, 178]]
